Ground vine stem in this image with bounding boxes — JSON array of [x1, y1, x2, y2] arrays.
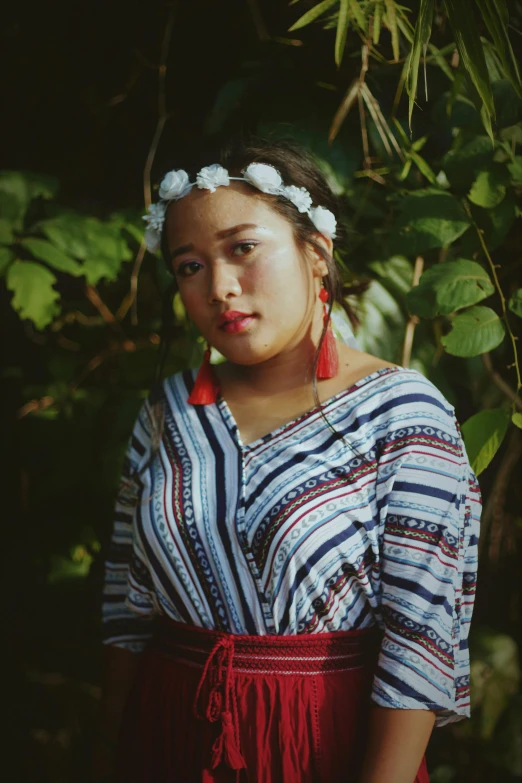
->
[[463, 200, 521, 405]]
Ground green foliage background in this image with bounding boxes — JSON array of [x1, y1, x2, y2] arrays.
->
[[1, 1, 521, 780]]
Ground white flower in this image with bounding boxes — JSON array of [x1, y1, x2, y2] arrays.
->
[[144, 227, 161, 253], [159, 169, 191, 200], [242, 163, 283, 193], [283, 185, 313, 214], [196, 164, 230, 192], [309, 206, 337, 238], [142, 201, 166, 231]]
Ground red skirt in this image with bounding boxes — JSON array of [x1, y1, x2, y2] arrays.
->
[[116, 618, 430, 783]]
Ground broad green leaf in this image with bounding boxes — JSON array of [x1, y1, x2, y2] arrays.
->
[[20, 237, 84, 276], [442, 0, 495, 138], [470, 628, 520, 738], [356, 279, 406, 362], [391, 190, 470, 254], [461, 408, 510, 475], [288, 0, 338, 31], [512, 412, 522, 430], [335, 0, 350, 67], [368, 255, 414, 295], [0, 218, 14, 244], [443, 135, 495, 189], [407, 259, 494, 318], [508, 289, 522, 318], [476, 0, 522, 98], [441, 305, 505, 357], [0, 247, 14, 275], [405, 0, 434, 128], [507, 156, 522, 185], [492, 79, 522, 129], [37, 213, 132, 284], [0, 171, 58, 230], [6, 260, 60, 329], [468, 169, 506, 208], [383, 0, 399, 61]]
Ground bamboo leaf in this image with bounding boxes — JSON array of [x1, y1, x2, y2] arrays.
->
[[348, 0, 367, 33], [373, 0, 383, 44], [409, 151, 438, 184], [442, 0, 495, 130], [289, 0, 338, 31], [328, 79, 359, 143], [383, 0, 400, 61], [335, 0, 350, 66], [476, 0, 522, 98], [405, 0, 434, 128], [512, 412, 522, 430]]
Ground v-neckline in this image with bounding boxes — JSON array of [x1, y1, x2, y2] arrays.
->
[[214, 365, 404, 451]]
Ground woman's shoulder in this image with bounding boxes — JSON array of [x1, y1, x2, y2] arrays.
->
[[346, 359, 457, 429]]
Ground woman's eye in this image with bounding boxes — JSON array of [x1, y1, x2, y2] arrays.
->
[[232, 241, 257, 257], [175, 261, 201, 278]]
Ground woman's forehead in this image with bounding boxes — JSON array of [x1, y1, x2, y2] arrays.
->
[[165, 182, 288, 239]]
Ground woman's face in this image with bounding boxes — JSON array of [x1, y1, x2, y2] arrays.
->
[[165, 182, 330, 367]]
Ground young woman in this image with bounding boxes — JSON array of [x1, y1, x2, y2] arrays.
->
[[97, 139, 481, 783]]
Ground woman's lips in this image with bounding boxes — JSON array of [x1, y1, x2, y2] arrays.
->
[[219, 315, 256, 334]]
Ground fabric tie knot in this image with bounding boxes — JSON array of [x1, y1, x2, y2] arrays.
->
[[193, 636, 246, 773]]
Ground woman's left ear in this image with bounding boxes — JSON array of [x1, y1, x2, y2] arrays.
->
[[308, 233, 333, 276]]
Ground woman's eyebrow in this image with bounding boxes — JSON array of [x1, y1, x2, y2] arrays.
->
[[169, 223, 262, 260]]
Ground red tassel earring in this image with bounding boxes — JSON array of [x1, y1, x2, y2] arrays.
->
[[187, 344, 220, 405], [316, 287, 339, 379]]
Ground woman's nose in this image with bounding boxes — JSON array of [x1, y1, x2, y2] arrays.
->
[[207, 262, 241, 303]]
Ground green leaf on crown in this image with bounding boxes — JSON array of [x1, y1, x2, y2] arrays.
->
[[441, 305, 505, 356], [461, 407, 510, 476], [407, 259, 495, 318], [6, 260, 60, 329]]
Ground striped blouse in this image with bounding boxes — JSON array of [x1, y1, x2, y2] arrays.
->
[[102, 365, 481, 726]]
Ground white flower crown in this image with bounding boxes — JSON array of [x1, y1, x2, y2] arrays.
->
[[142, 162, 337, 252]]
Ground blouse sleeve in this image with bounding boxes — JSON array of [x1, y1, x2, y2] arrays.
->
[[101, 398, 159, 652], [371, 391, 481, 726]]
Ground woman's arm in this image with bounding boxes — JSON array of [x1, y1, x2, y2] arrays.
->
[[358, 706, 435, 783], [92, 645, 142, 782]]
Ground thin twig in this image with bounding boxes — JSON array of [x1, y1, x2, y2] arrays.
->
[[481, 353, 522, 411], [401, 256, 424, 367], [463, 200, 522, 405], [358, 91, 371, 167], [480, 427, 522, 562], [143, 4, 177, 209], [85, 285, 126, 336]]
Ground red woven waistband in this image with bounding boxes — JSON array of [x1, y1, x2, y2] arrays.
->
[[150, 617, 381, 776], [152, 616, 381, 675]]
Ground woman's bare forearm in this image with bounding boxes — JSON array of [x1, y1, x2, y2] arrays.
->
[[358, 706, 435, 783]]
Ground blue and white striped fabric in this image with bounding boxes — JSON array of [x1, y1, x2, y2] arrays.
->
[[102, 366, 481, 726]]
